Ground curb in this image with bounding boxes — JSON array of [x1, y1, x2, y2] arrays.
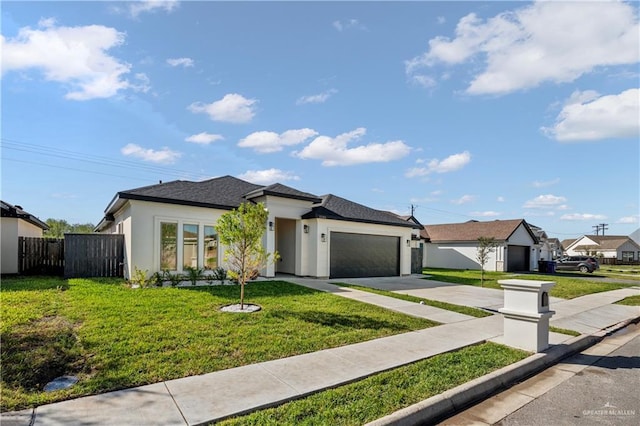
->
[[366, 317, 639, 426]]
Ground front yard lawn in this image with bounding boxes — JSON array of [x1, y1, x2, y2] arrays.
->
[[0, 277, 435, 412], [422, 268, 636, 299]]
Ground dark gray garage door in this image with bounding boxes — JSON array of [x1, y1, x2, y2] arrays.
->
[[507, 245, 530, 272], [330, 232, 400, 278]]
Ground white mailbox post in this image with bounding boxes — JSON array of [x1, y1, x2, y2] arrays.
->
[[498, 279, 556, 352]]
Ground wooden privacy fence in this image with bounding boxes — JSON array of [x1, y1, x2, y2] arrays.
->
[[64, 234, 124, 278], [17, 234, 124, 278], [18, 237, 64, 275]]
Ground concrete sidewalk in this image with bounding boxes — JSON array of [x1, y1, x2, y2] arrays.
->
[[3, 278, 639, 426]]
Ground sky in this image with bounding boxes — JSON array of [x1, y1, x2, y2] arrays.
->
[[1, 0, 639, 241]]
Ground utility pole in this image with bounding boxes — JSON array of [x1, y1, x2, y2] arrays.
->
[[592, 223, 609, 235], [599, 223, 608, 235], [410, 204, 417, 217]]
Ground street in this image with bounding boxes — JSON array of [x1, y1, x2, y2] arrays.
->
[[442, 322, 640, 426]]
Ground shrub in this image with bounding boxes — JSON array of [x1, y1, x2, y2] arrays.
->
[[184, 266, 204, 285], [210, 267, 227, 285]]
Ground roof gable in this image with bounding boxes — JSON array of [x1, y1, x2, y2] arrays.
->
[[245, 183, 322, 203], [424, 219, 536, 243], [572, 235, 640, 251], [302, 194, 415, 228]]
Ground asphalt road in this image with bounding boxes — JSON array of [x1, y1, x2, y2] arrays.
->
[[498, 324, 640, 426]]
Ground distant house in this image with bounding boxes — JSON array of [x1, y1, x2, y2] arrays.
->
[[1, 201, 49, 274], [422, 219, 539, 272], [529, 223, 562, 260], [564, 235, 640, 263], [95, 176, 419, 280]]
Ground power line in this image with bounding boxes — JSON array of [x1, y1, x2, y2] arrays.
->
[[0, 137, 204, 181]]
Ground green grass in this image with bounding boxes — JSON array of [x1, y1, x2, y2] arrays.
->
[[549, 326, 580, 337], [598, 265, 640, 281], [335, 283, 492, 318], [421, 268, 635, 299], [0, 277, 436, 412], [615, 295, 640, 306], [218, 342, 528, 425]]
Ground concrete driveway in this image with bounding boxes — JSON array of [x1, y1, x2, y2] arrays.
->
[[330, 275, 565, 312]]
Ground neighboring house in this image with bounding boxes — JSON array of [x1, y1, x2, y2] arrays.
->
[[529, 223, 562, 260], [564, 235, 640, 262], [560, 239, 575, 255], [1, 201, 49, 274], [422, 219, 539, 272], [95, 176, 419, 279], [630, 228, 640, 247]]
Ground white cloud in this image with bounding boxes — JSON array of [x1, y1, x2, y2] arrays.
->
[[185, 132, 224, 145], [542, 89, 640, 141], [470, 211, 501, 217], [333, 19, 366, 32], [128, 0, 179, 18], [296, 89, 338, 105], [1, 20, 143, 100], [437, 16, 446, 25], [293, 128, 411, 166], [406, 1, 639, 95], [451, 195, 475, 205], [188, 93, 257, 123], [532, 178, 560, 188], [238, 169, 300, 185], [497, 196, 505, 202], [523, 194, 567, 209], [121, 143, 181, 164], [238, 128, 318, 153], [405, 151, 471, 177], [167, 57, 194, 68], [617, 215, 639, 224], [560, 213, 607, 221]]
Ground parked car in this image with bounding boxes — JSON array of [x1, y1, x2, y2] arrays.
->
[[555, 256, 600, 273]]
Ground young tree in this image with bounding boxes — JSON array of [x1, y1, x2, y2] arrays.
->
[[476, 236, 498, 287], [216, 202, 278, 309]]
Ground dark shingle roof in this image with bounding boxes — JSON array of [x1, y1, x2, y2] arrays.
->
[[118, 176, 263, 210], [302, 194, 415, 228], [245, 183, 322, 203], [423, 219, 537, 243], [105, 176, 413, 228], [0, 200, 48, 230]]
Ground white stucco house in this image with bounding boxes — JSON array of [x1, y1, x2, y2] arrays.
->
[[1, 201, 49, 274], [421, 219, 539, 272], [564, 235, 640, 262], [95, 176, 419, 280]]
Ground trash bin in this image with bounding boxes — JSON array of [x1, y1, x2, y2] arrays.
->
[[538, 260, 547, 273], [548, 261, 556, 274]]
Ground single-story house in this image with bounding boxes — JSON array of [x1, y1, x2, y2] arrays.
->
[[422, 219, 539, 272], [1, 200, 49, 274], [95, 176, 419, 279], [564, 235, 640, 262]]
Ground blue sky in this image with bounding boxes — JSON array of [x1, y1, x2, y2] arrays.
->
[[1, 0, 638, 240]]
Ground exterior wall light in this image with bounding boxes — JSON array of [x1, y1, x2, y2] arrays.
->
[[303, 224, 309, 233], [321, 233, 326, 242], [269, 221, 274, 231], [407, 239, 411, 247]]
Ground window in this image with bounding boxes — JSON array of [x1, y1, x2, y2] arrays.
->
[[183, 224, 199, 269], [621, 251, 634, 262], [161, 222, 177, 270], [204, 226, 218, 270]]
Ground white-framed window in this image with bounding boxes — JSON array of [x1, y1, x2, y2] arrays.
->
[[183, 224, 199, 269], [156, 218, 218, 272], [160, 222, 178, 270], [204, 225, 218, 270]]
